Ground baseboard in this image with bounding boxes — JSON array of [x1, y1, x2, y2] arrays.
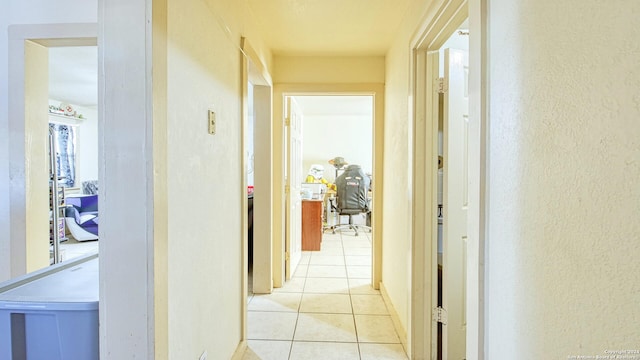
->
[[379, 281, 409, 353], [231, 340, 247, 360]]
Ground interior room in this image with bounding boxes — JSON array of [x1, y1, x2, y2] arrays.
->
[[48, 46, 99, 262], [246, 94, 373, 285], [295, 95, 373, 185]]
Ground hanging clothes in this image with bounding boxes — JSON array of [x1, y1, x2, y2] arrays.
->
[[49, 123, 76, 187]]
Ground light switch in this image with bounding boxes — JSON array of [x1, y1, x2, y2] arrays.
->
[[208, 110, 216, 135]]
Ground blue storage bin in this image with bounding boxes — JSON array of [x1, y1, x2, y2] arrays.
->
[[0, 254, 98, 360]]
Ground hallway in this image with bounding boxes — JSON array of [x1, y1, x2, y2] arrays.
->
[[243, 230, 407, 359]]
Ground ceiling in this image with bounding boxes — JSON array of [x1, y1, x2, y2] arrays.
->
[[49, 1, 413, 110], [246, 0, 412, 56], [49, 46, 98, 109]]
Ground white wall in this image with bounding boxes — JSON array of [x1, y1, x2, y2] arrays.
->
[[0, 0, 8, 282], [247, 84, 254, 186], [302, 114, 373, 184], [485, 0, 640, 358], [72, 105, 98, 186]]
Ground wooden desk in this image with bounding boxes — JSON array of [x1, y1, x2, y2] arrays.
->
[[302, 198, 324, 251]]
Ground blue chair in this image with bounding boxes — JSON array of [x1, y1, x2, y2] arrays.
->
[[65, 195, 99, 241]]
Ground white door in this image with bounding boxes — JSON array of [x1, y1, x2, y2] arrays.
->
[[285, 97, 303, 279], [442, 48, 469, 360]]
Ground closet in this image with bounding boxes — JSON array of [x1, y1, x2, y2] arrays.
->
[[49, 125, 68, 265]]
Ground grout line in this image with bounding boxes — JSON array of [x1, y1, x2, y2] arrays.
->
[[249, 230, 380, 359]]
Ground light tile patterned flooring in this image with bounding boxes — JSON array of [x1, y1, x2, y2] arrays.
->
[[244, 230, 408, 360], [58, 236, 99, 261]]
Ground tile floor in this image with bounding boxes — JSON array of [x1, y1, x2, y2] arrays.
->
[[244, 230, 408, 360], [61, 236, 99, 258], [53, 235, 99, 263]]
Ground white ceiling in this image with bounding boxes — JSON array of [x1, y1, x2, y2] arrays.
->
[[48, 1, 414, 110], [49, 46, 98, 109]]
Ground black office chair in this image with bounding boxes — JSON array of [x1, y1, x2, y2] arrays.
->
[[331, 164, 371, 236]]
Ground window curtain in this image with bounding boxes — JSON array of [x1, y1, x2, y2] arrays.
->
[[49, 123, 76, 187]]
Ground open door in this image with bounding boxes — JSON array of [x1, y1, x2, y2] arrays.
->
[[442, 48, 469, 360], [284, 96, 303, 279]]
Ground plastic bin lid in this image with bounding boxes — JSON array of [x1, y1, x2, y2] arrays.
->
[[0, 258, 98, 311]]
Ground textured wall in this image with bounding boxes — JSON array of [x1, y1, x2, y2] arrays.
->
[[71, 105, 99, 186], [486, 0, 640, 358], [384, 0, 435, 335], [302, 113, 373, 184], [166, 0, 272, 358], [274, 56, 385, 84]]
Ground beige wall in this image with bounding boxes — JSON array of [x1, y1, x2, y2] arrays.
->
[[275, 56, 384, 84], [164, 0, 272, 358], [99, 0, 272, 358], [383, 0, 435, 335], [24, 40, 50, 272], [485, 0, 640, 358]]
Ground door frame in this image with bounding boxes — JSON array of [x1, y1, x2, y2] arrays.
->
[[241, 38, 274, 295], [240, 37, 273, 346], [5, 23, 97, 278], [409, 0, 487, 358], [273, 83, 384, 289], [283, 96, 304, 280]]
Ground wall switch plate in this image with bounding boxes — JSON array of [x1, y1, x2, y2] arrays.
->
[[208, 110, 216, 135], [199, 350, 207, 360]]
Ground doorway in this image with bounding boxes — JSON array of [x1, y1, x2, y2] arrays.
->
[[48, 45, 100, 263], [245, 81, 273, 296], [272, 84, 385, 292], [6, 23, 98, 279], [409, 0, 485, 358], [241, 37, 274, 348], [435, 24, 470, 360], [246, 92, 394, 357], [241, 82, 384, 350], [291, 94, 374, 279]]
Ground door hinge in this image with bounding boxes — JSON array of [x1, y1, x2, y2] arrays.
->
[[436, 77, 447, 94], [285, 185, 290, 194], [285, 251, 290, 261], [285, 116, 290, 127], [433, 307, 448, 324]]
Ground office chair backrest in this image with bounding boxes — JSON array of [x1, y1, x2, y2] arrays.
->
[[336, 165, 370, 212]]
